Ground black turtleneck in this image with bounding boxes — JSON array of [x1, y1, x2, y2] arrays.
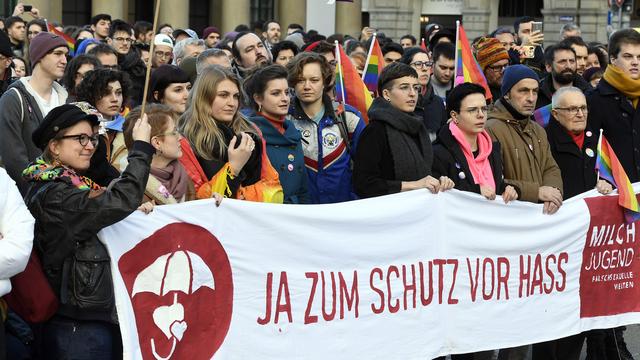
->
[[500, 96, 529, 121]]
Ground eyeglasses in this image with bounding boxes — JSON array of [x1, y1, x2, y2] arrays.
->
[[410, 61, 433, 68], [554, 106, 588, 116], [154, 51, 172, 59], [394, 84, 422, 94], [462, 106, 489, 115], [487, 64, 508, 72], [113, 37, 134, 44], [102, 64, 120, 70], [57, 133, 99, 147], [328, 59, 338, 67]]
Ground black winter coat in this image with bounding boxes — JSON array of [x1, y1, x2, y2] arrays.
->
[[414, 82, 447, 142], [546, 118, 599, 199], [587, 78, 640, 182], [432, 125, 508, 195], [536, 73, 592, 109], [24, 141, 154, 323]]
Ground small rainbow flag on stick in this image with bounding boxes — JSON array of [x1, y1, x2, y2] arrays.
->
[[362, 34, 384, 96], [46, 21, 75, 56], [533, 104, 552, 127], [335, 41, 373, 123], [454, 21, 492, 101], [596, 129, 640, 223]]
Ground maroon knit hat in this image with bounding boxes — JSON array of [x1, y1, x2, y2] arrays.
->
[[29, 32, 68, 67], [203, 26, 220, 39]]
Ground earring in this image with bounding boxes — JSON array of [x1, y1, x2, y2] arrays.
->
[[385, 97, 390, 102], [258, 103, 263, 112], [52, 154, 61, 167]]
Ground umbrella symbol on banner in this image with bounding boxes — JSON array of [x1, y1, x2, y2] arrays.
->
[[132, 250, 215, 360]]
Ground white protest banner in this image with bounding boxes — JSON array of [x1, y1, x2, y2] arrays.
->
[[99, 188, 640, 359]]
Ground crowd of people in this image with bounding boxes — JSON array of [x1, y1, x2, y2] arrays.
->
[[0, 2, 637, 359]]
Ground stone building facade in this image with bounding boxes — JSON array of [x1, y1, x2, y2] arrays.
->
[[11, 0, 626, 45]]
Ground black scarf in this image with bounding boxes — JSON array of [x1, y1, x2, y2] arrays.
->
[[368, 97, 432, 180], [500, 96, 529, 121]]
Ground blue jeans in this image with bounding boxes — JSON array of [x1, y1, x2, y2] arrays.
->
[[43, 317, 119, 360]]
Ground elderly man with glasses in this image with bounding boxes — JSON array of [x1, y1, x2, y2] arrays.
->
[[474, 37, 511, 102]]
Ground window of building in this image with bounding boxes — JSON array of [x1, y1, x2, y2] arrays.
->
[[63, 0, 92, 28], [499, 0, 543, 18], [189, 0, 210, 36], [251, 0, 274, 24]]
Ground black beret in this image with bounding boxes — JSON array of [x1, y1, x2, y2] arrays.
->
[[32, 104, 99, 150]]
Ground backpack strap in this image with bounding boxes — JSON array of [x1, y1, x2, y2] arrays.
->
[[10, 87, 24, 124]]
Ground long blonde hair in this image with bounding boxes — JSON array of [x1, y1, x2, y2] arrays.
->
[[179, 65, 255, 160]]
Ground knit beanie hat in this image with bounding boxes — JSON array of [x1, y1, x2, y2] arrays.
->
[[286, 32, 305, 49], [474, 37, 509, 71], [203, 26, 220, 39], [29, 32, 69, 67], [501, 64, 540, 97]]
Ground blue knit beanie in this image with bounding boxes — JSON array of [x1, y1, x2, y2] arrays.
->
[[501, 64, 540, 97]]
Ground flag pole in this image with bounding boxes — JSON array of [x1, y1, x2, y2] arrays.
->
[[140, 0, 161, 117], [454, 20, 460, 86], [335, 40, 347, 106], [362, 33, 376, 81], [597, 128, 604, 181]]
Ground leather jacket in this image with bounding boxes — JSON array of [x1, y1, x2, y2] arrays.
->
[[24, 141, 154, 323]]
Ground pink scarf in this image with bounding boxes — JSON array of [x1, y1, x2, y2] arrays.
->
[[448, 122, 496, 190]]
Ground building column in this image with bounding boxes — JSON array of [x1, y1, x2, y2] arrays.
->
[[365, 0, 413, 41], [221, 0, 250, 34], [279, 0, 306, 32], [92, 0, 125, 19], [209, 0, 223, 29], [461, 0, 497, 41], [336, 0, 362, 38], [159, 0, 189, 30], [27, 0, 61, 23]]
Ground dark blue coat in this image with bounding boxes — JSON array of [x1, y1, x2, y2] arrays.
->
[[250, 115, 310, 204]]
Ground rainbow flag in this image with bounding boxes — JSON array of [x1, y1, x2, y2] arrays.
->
[[362, 34, 384, 95], [533, 104, 552, 127], [596, 133, 640, 223], [454, 21, 492, 101], [47, 22, 75, 55], [335, 42, 373, 123]]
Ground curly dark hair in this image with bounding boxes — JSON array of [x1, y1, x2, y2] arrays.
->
[[75, 68, 131, 108], [286, 52, 334, 93], [62, 55, 101, 97]]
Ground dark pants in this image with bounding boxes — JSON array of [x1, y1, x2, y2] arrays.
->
[[532, 333, 585, 360], [43, 317, 120, 360], [586, 327, 634, 360], [0, 316, 5, 360]]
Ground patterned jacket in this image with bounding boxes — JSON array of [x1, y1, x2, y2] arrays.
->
[[286, 97, 365, 204]]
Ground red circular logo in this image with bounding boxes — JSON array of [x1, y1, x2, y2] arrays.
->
[[119, 223, 233, 359]]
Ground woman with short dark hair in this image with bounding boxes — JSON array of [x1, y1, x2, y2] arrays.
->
[[62, 55, 101, 102], [432, 82, 518, 202], [147, 64, 191, 115], [353, 63, 454, 198], [245, 64, 309, 204]]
